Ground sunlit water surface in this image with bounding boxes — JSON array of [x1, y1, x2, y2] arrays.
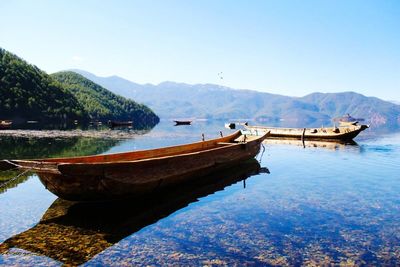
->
[[0, 121, 399, 266]]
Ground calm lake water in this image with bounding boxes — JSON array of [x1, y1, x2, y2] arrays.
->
[[0, 121, 399, 266]]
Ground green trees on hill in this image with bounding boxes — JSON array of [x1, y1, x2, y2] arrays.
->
[[0, 48, 159, 126], [0, 48, 87, 121], [51, 71, 159, 125]]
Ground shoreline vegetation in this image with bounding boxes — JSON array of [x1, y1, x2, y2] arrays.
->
[[0, 129, 151, 139]]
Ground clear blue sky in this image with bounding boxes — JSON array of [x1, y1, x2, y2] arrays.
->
[[1, 0, 399, 101]]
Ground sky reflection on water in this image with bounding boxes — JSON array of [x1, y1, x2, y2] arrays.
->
[[0, 122, 399, 266], [88, 140, 399, 266]]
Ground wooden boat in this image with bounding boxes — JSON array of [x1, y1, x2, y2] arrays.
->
[[108, 120, 133, 127], [245, 123, 368, 141], [333, 113, 365, 123], [0, 120, 12, 129], [174, 120, 192, 125], [0, 131, 269, 201], [0, 159, 264, 265]]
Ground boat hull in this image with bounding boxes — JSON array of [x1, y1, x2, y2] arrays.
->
[[4, 131, 267, 201], [37, 140, 262, 201]]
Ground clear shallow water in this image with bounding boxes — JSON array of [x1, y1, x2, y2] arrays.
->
[[0, 121, 399, 266]]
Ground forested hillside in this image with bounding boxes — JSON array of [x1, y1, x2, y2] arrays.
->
[[0, 48, 159, 126], [0, 48, 87, 122], [51, 71, 159, 125]]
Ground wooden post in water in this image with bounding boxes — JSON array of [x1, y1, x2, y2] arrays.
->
[[301, 128, 306, 148]]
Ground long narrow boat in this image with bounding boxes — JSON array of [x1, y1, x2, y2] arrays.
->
[[0, 131, 269, 201], [108, 120, 133, 127], [0, 159, 263, 266], [174, 120, 192, 125], [0, 120, 12, 129], [245, 123, 368, 141]]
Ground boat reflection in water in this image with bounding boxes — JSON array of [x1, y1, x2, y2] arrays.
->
[[263, 138, 359, 150], [0, 170, 32, 195], [0, 159, 268, 266]]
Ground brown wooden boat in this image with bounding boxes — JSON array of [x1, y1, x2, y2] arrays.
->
[[108, 120, 133, 127], [333, 113, 365, 123], [0, 131, 269, 201], [174, 120, 192, 125], [0, 120, 12, 129], [245, 123, 368, 141], [0, 159, 264, 265]]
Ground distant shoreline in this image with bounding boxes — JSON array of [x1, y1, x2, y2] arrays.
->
[[0, 129, 147, 139]]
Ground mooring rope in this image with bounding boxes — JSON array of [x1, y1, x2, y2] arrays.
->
[[0, 168, 32, 189], [257, 143, 266, 163], [0, 161, 42, 189]]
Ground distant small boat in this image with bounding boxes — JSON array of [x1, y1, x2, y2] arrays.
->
[[0, 130, 269, 201], [225, 122, 249, 130], [225, 122, 236, 129], [174, 120, 192, 125], [245, 122, 369, 141], [108, 120, 133, 127], [0, 120, 12, 129], [333, 114, 365, 123]]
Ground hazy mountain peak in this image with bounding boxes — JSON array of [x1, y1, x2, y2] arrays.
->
[[157, 81, 187, 87], [107, 74, 132, 81], [70, 69, 141, 85], [69, 68, 96, 78]]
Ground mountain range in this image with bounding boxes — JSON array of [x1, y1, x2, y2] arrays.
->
[[2, 44, 397, 129], [73, 69, 400, 127]]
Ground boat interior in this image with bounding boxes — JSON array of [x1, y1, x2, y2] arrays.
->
[[26, 131, 261, 164]]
